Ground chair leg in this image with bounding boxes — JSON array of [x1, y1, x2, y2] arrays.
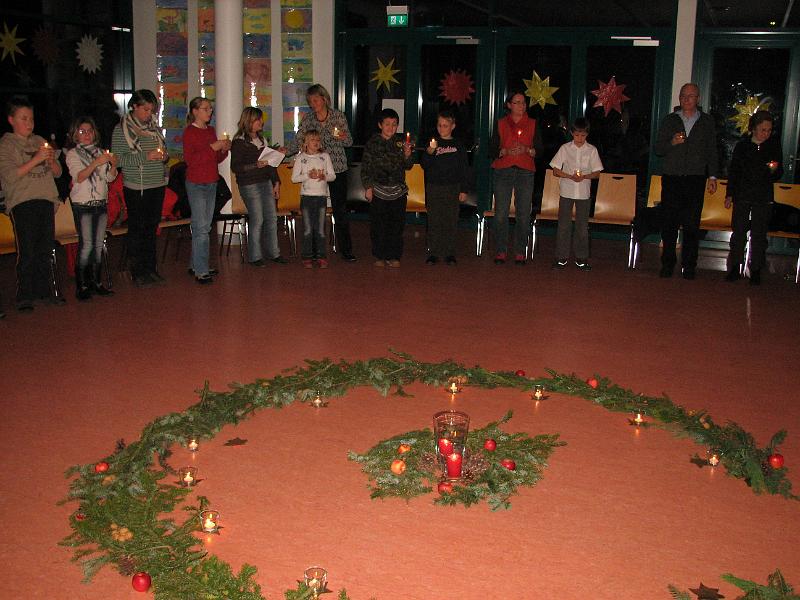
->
[[50, 246, 64, 299], [476, 216, 484, 256], [794, 250, 800, 284], [531, 220, 538, 259], [329, 213, 337, 253], [238, 218, 248, 263], [288, 215, 297, 257], [627, 226, 635, 269], [743, 232, 751, 277], [219, 221, 229, 256], [102, 235, 114, 289]]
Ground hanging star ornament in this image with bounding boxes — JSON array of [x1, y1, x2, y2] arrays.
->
[[591, 77, 631, 116], [439, 69, 475, 105], [76, 34, 103, 74], [0, 22, 25, 65], [523, 70, 558, 109], [729, 95, 771, 135], [370, 57, 400, 93], [32, 25, 59, 65]]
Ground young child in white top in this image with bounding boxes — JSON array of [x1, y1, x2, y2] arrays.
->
[[549, 118, 603, 270], [291, 130, 335, 268]]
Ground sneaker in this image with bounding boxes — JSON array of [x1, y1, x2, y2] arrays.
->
[[272, 256, 289, 264], [303, 259, 314, 269], [552, 260, 568, 270], [249, 259, 266, 267], [749, 270, 761, 285], [195, 274, 214, 284], [148, 271, 166, 284], [387, 259, 400, 268], [494, 252, 507, 265], [373, 259, 385, 268], [317, 259, 329, 269], [445, 256, 457, 266], [514, 254, 526, 265], [426, 255, 438, 265], [575, 261, 592, 271], [342, 252, 357, 262]]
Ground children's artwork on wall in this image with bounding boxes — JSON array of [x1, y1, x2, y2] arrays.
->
[[281, 33, 312, 60], [243, 0, 271, 111], [244, 7, 271, 33], [281, 0, 312, 143], [439, 69, 475, 106], [198, 0, 214, 33], [371, 57, 401, 93], [156, 0, 188, 157], [244, 33, 270, 58], [281, 0, 312, 7], [1, 22, 26, 65], [155, 0, 187, 8], [282, 58, 311, 83], [156, 32, 188, 56], [282, 8, 312, 32], [523, 70, 559, 109], [729, 95, 771, 134], [244, 58, 271, 87], [157, 8, 188, 34], [76, 35, 103, 74], [282, 82, 310, 108], [32, 25, 58, 65], [158, 56, 188, 83], [591, 76, 630, 116]]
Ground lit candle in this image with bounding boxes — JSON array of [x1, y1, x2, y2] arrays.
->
[[708, 453, 720, 467], [188, 438, 199, 452], [222, 131, 229, 140], [767, 161, 778, 170], [105, 149, 111, 155], [200, 510, 219, 533], [179, 466, 197, 486], [333, 126, 340, 137], [43, 141, 50, 149], [633, 412, 644, 426], [183, 471, 193, 484], [311, 393, 325, 408], [448, 382, 459, 394], [437, 438, 454, 456], [405, 132, 411, 145], [445, 452, 463, 479], [517, 129, 522, 138], [533, 385, 544, 401], [575, 168, 582, 177], [430, 138, 437, 149]]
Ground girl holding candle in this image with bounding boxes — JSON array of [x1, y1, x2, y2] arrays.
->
[[360, 108, 414, 267], [420, 110, 470, 266], [230, 107, 286, 267], [65, 116, 118, 300], [724, 110, 783, 285], [182, 97, 230, 284], [0, 96, 63, 311], [111, 89, 169, 287], [489, 91, 543, 265]]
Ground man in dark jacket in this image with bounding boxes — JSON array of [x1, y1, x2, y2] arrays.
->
[[654, 83, 718, 280]]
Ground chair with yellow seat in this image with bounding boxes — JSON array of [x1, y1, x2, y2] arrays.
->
[[0, 213, 15, 257], [590, 173, 638, 267], [276, 164, 301, 256], [646, 175, 662, 208], [699, 179, 731, 232], [765, 182, 800, 283], [405, 164, 426, 213]]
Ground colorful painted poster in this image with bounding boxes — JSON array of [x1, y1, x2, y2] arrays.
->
[[281, 0, 311, 7], [281, 8, 311, 32], [243, 33, 270, 59], [198, 0, 214, 33], [243, 8, 270, 33], [157, 56, 188, 83], [282, 59, 311, 83], [243, 0, 271, 110], [244, 58, 271, 87], [156, 32, 188, 56], [282, 82, 310, 107], [156, 0, 188, 157], [157, 8, 187, 33], [157, 0, 187, 8], [281, 33, 312, 60], [198, 5, 214, 99]]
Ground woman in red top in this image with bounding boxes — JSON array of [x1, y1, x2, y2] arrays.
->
[[182, 97, 230, 284], [489, 91, 542, 265]]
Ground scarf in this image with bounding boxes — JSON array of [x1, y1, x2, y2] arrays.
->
[[75, 143, 109, 205], [120, 112, 166, 153]]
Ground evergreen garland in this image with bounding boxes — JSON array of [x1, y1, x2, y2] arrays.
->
[[59, 352, 795, 598], [669, 569, 799, 599]]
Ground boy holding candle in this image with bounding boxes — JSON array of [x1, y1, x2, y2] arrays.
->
[[420, 110, 470, 265], [360, 108, 414, 267], [549, 118, 603, 271]]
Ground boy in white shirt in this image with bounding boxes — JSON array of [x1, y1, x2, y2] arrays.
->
[[291, 130, 335, 268], [549, 118, 603, 270]]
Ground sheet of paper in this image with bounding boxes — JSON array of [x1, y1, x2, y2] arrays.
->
[[258, 145, 286, 167]]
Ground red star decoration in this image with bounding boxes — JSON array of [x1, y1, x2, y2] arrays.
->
[[439, 69, 475, 106], [591, 76, 631, 116], [32, 25, 59, 65]]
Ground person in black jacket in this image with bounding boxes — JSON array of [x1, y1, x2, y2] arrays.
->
[[420, 110, 469, 265], [724, 110, 783, 285], [653, 83, 718, 280]]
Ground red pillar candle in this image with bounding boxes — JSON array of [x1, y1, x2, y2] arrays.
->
[[446, 452, 463, 478], [438, 438, 454, 455]]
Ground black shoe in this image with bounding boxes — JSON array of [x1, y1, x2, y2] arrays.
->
[[148, 271, 166, 284], [425, 255, 438, 265], [76, 267, 92, 301], [494, 253, 507, 265], [749, 270, 761, 285], [659, 266, 673, 278], [16, 300, 34, 312], [445, 256, 457, 266], [0, 308, 5, 319], [342, 252, 357, 262], [91, 265, 114, 296], [132, 273, 151, 287], [48, 295, 67, 306], [575, 261, 592, 271], [682, 267, 696, 280], [248, 259, 266, 267], [188, 267, 218, 276], [195, 274, 214, 285], [724, 270, 740, 282], [272, 256, 289, 264], [553, 260, 568, 270]]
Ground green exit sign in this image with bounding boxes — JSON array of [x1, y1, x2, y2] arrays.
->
[[387, 14, 408, 27]]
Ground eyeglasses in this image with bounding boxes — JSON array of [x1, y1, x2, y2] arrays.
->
[[78, 128, 94, 134]]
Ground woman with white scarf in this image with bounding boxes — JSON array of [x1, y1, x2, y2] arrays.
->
[[111, 89, 168, 287], [66, 116, 118, 300]]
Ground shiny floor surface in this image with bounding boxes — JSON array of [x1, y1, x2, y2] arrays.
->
[[1, 224, 798, 599]]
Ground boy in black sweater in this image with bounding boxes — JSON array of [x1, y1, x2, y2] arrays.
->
[[420, 110, 469, 265]]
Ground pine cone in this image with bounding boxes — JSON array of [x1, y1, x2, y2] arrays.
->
[[118, 555, 137, 576]]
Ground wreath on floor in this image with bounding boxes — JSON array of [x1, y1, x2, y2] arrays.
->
[[59, 352, 795, 598]]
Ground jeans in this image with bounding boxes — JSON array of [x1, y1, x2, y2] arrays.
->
[[71, 203, 108, 268], [660, 175, 706, 270], [556, 196, 591, 262], [301, 195, 327, 259], [493, 167, 535, 256], [729, 200, 772, 271], [10, 199, 55, 303], [186, 181, 217, 276], [425, 183, 460, 257], [124, 186, 165, 276], [239, 180, 279, 262], [370, 195, 407, 260]]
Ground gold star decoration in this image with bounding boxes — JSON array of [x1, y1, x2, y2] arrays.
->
[[0, 22, 25, 65], [370, 57, 400, 93], [523, 70, 558, 109], [729, 95, 771, 135]]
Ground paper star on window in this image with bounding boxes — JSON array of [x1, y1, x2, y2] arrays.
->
[[0, 22, 25, 65], [729, 95, 771, 135], [591, 77, 630, 116], [439, 69, 475, 105], [523, 70, 558, 109], [32, 25, 59, 65], [76, 34, 103, 74], [370, 57, 400, 93]]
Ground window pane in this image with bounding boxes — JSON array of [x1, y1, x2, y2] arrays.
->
[[351, 44, 406, 147], [709, 47, 790, 178]]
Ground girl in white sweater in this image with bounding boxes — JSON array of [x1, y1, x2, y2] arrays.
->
[[291, 130, 335, 268]]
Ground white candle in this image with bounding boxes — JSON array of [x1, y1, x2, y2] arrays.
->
[[430, 138, 437, 149], [188, 439, 199, 452]]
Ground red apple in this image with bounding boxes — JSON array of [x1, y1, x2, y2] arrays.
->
[[586, 378, 599, 389], [515, 369, 526, 377], [131, 572, 151, 592], [768, 453, 785, 469], [500, 458, 516, 471], [437, 481, 453, 494], [93, 461, 109, 473], [483, 439, 497, 451]]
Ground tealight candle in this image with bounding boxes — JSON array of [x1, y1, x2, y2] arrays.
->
[[311, 393, 325, 408], [575, 169, 582, 177], [447, 381, 460, 394], [200, 510, 219, 533], [430, 138, 437, 149], [43, 142, 50, 149], [304, 566, 327, 598], [533, 384, 544, 401], [333, 126, 340, 137], [445, 452, 463, 479], [708, 452, 720, 467], [517, 129, 522, 138], [179, 466, 198, 487], [767, 161, 778, 170], [222, 131, 229, 140], [633, 412, 644, 426], [188, 438, 199, 452]]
